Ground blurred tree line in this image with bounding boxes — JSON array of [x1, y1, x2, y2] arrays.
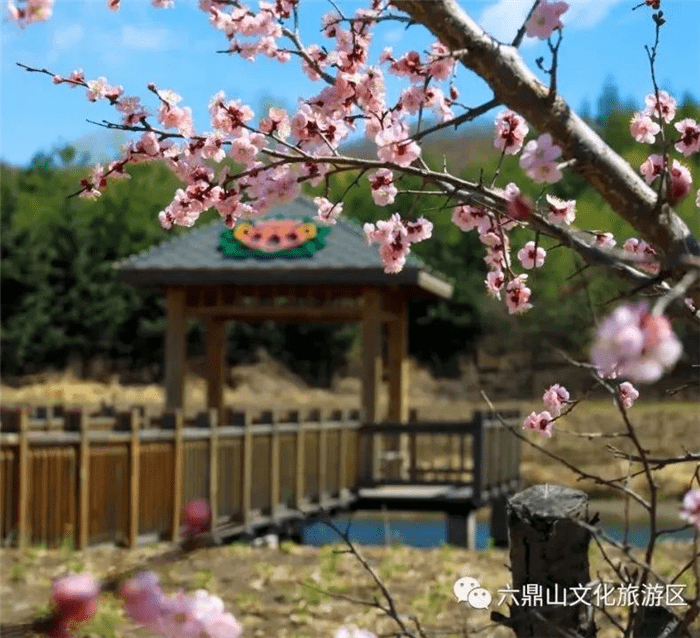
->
[[2, 82, 698, 386]]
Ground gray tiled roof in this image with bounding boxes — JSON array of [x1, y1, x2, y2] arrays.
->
[[116, 197, 452, 298]]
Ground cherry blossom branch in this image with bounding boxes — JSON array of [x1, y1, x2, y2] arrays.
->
[[410, 96, 501, 142], [608, 449, 700, 468], [391, 0, 700, 271], [479, 391, 652, 510], [319, 518, 420, 638]]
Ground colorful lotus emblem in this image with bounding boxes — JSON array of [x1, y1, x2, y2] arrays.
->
[[219, 218, 330, 259]]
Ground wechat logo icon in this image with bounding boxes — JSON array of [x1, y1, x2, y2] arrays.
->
[[453, 576, 492, 609]]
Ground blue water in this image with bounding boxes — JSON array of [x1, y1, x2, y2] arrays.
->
[[302, 515, 695, 549]]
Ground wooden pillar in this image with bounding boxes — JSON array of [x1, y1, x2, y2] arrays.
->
[[362, 289, 383, 481], [16, 408, 30, 550], [446, 510, 476, 549], [270, 412, 280, 518], [490, 494, 509, 548], [67, 409, 90, 550], [165, 409, 184, 542], [503, 485, 595, 638], [387, 291, 409, 479], [127, 410, 140, 549], [206, 318, 226, 422], [387, 292, 409, 422], [295, 413, 307, 511], [165, 287, 187, 411], [208, 408, 219, 530]]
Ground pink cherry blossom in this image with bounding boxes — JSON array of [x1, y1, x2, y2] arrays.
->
[[426, 41, 454, 80], [643, 90, 677, 124], [630, 113, 660, 144], [452, 204, 491, 234], [494, 109, 529, 155], [158, 103, 194, 137], [522, 411, 554, 437], [623, 237, 659, 274], [120, 571, 164, 624], [505, 275, 532, 314], [542, 384, 569, 417], [525, 0, 569, 39], [183, 498, 211, 535], [546, 194, 576, 225], [519, 133, 562, 184], [594, 232, 617, 250], [405, 217, 433, 243], [518, 241, 546, 269], [617, 381, 639, 408], [364, 213, 422, 274], [259, 106, 291, 139], [696, 189, 700, 208], [7, 0, 54, 26], [680, 489, 700, 529], [375, 122, 421, 167], [669, 159, 692, 204], [368, 168, 397, 206], [209, 92, 254, 135], [313, 196, 342, 225], [640, 153, 664, 184], [52, 573, 99, 626], [120, 571, 242, 638], [86, 77, 110, 102], [485, 270, 505, 299], [590, 302, 682, 383], [674, 118, 700, 156]]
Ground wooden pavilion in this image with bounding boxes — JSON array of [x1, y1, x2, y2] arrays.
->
[[116, 197, 453, 424]]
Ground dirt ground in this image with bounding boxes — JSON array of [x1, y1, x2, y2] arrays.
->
[[1, 537, 698, 638], [1, 358, 698, 637]]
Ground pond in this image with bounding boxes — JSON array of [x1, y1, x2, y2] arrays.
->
[[302, 510, 695, 549]]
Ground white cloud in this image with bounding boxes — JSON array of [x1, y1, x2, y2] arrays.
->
[[121, 25, 174, 51], [477, 0, 626, 43], [477, 0, 533, 43]]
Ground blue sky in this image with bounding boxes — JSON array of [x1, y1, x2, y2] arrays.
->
[[1, 0, 699, 167]]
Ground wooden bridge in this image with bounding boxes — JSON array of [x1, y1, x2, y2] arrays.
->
[[0, 406, 520, 550]]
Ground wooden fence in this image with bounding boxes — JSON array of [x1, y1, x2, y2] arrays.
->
[[357, 410, 521, 503], [0, 406, 360, 549]]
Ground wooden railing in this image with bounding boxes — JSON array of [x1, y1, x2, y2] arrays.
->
[[0, 407, 360, 549], [356, 410, 521, 503], [0, 406, 520, 548]]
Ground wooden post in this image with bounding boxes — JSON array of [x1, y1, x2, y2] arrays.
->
[[490, 494, 509, 548], [67, 409, 90, 550], [206, 318, 226, 423], [16, 408, 30, 550], [387, 291, 409, 479], [295, 414, 306, 510], [208, 408, 219, 530], [338, 411, 348, 497], [497, 484, 596, 638], [165, 409, 184, 542], [127, 410, 140, 549], [270, 411, 280, 518], [165, 287, 187, 412], [318, 412, 327, 506], [242, 411, 253, 528], [362, 289, 383, 481], [446, 510, 476, 549], [472, 412, 484, 503]]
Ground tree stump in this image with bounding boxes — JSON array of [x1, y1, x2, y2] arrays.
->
[[497, 484, 597, 638]]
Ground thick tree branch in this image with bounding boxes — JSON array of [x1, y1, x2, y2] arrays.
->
[[391, 0, 700, 274]]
